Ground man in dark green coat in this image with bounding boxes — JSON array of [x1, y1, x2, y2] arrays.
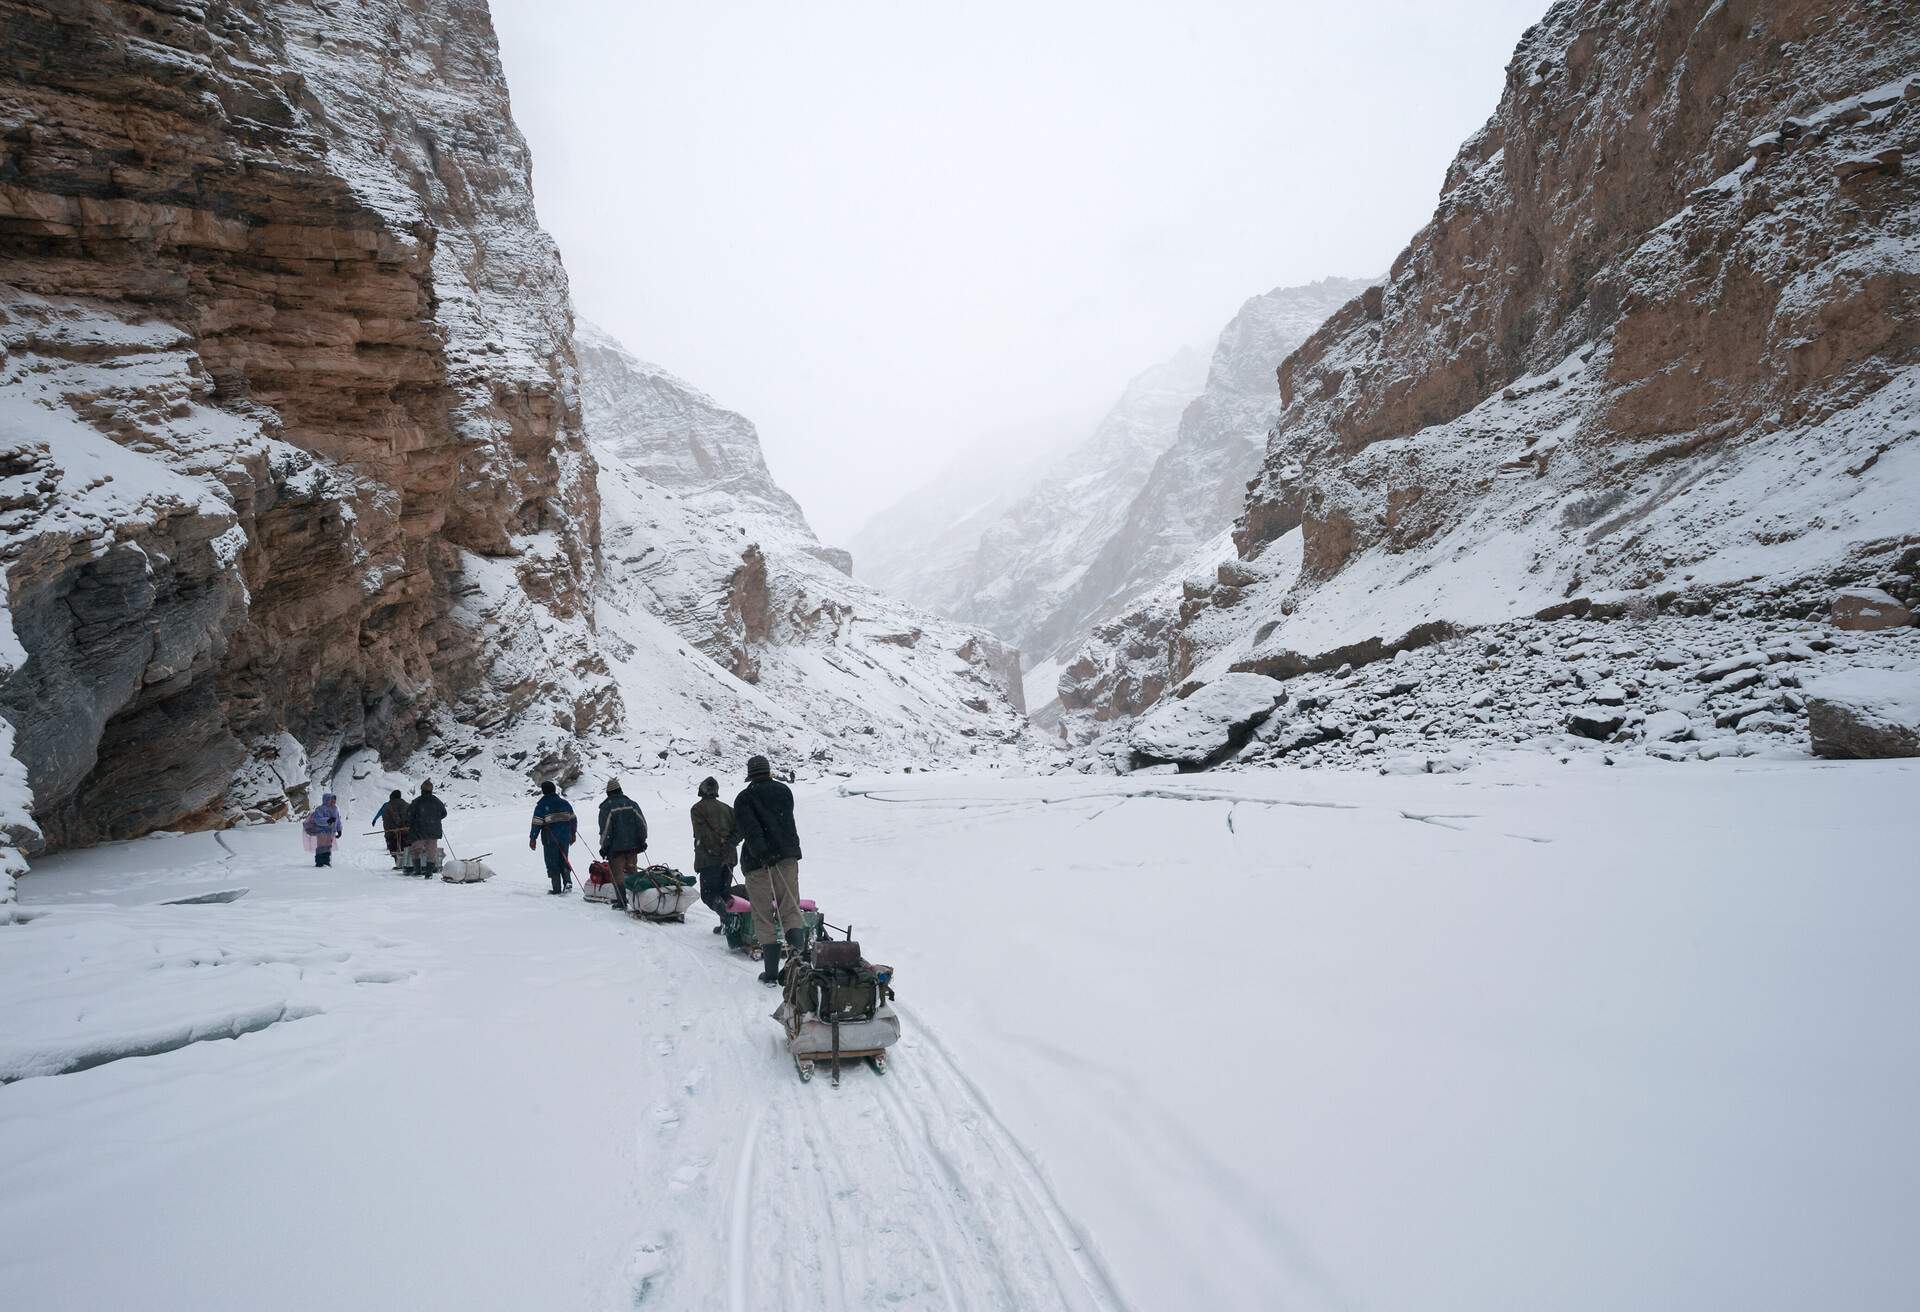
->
[[690, 776, 738, 931]]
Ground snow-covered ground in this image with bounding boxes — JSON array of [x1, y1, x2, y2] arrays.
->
[[4, 761, 1916, 1310]]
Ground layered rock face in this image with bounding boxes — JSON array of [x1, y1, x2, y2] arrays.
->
[[580, 326, 1036, 771], [1067, 0, 1920, 737], [0, 0, 610, 850]]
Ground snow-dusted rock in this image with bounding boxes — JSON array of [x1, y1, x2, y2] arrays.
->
[[1697, 653, 1770, 682], [1829, 588, 1914, 632], [1806, 671, 1920, 758], [1566, 706, 1628, 741], [1128, 673, 1287, 770], [1643, 709, 1693, 742]]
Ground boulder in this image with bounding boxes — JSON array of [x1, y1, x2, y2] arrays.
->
[[1828, 588, 1913, 632], [1696, 652, 1768, 681], [1129, 673, 1289, 770], [1706, 667, 1766, 698], [1806, 671, 1920, 758], [1642, 709, 1692, 742], [1567, 706, 1628, 740]]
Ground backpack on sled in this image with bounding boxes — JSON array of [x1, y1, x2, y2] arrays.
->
[[774, 933, 899, 1086], [625, 864, 697, 922], [582, 859, 617, 903], [720, 889, 821, 954]]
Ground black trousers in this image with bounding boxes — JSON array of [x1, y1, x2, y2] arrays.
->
[[542, 843, 571, 892], [697, 864, 733, 921]]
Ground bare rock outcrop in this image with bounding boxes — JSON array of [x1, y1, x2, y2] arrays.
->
[[0, 0, 612, 848]]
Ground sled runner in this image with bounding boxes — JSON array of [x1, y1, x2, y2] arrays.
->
[[774, 931, 898, 1087], [625, 865, 697, 921]]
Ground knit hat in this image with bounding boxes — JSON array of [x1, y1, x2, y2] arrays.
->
[[606, 777, 622, 794], [745, 755, 771, 780], [698, 777, 719, 798], [540, 780, 557, 795]]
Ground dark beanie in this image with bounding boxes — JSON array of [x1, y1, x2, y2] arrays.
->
[[540, 780, 557, 795], [698, 776, 719, 797], [746, 755, 771, 780]]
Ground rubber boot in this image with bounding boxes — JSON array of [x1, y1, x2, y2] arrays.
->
[[784, 926, 810, 963], [758, 941, 783, 986]]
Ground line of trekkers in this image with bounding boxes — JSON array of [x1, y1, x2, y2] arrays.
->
[[528, 754, 806, 986]]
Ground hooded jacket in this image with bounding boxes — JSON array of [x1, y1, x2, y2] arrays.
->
[[690, 792, 739, 870], [303, 794, 342, 839]]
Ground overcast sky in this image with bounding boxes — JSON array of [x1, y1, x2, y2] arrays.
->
[[490, 0, 1548, 542]]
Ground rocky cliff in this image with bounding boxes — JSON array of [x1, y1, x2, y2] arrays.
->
[[0, 0, 612, 853], [579, 325, 1038, 772], [1065, 0, 1920, 744]]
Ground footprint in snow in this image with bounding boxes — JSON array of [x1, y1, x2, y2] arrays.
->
[[625, 1236, 671, 1306], [664, 1158, 707, 1194]]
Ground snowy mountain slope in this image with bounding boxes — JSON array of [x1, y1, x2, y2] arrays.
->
[[1066, 0, 1920, 745], [848, 408, 1094, 599], [1045, 278, 1375, 675], [574, 321, 814, 534], [854, 349, 1209, 658], [6, 760, 1917, 1309], [0, 0, 612, 853], [578, 326, 1040, 772]]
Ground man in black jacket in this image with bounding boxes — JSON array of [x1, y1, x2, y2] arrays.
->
[[734, 755, 803, 985], [598, 778, 648, 910], [407, 780, 448, 875]]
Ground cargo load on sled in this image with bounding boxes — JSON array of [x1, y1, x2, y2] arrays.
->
[[440, 856, 495, 884], [718, 890, 821, 956], [774, 932, 899, 1086], [625, 864, 697, 921], [582, 859, 618, 903]]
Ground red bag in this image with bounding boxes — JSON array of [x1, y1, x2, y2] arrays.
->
[[587, 860, 613, 885]]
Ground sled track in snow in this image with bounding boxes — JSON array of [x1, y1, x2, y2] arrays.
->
[[630, 918, 1132, 1311]]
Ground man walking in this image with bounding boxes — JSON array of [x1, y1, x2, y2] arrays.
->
[[372, 789, 409, 870], [407, 780, 448, 875], [734, 755, 803, 985], [689, 776, 739, 933], [598, 778, 648, 910], [528, 781, 578, 894]]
